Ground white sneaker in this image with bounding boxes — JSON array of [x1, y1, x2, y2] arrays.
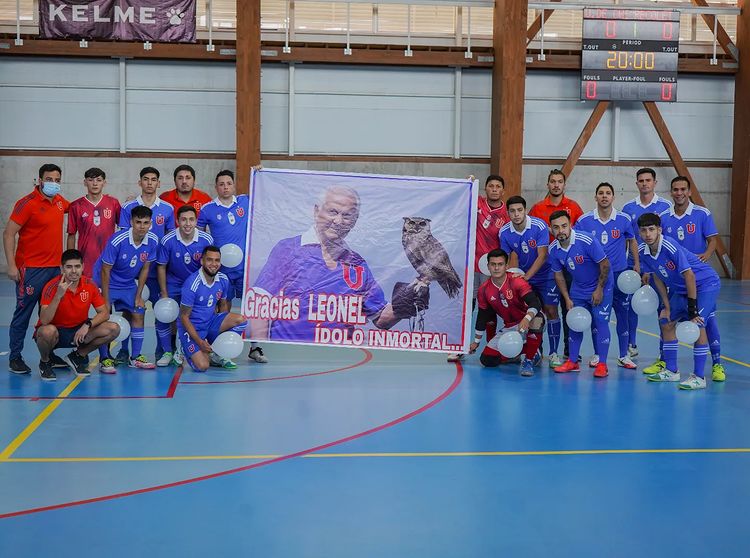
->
[[617, 356, 638, 369], [156, 351, 173, 367], [447, 353, 464, 362], [172, 345, 184, 366], [549, 353, 564, 367], [628, 344, 639, 357], [646, 369, 680, 382], [128, 355, 156, 370], [679, 373, 707, 390], [248, 346, 269, 363], [588, 355, 600, 368]]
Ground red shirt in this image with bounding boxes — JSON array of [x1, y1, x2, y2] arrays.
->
[[68, 195, 122, 277], [37, 275, 105, 329], [529, 195, 584, 241], [10, 188, 69, 269], [159, 188, 212, 215], [475, 197, 510, 273], [477, 274, 533, 328]]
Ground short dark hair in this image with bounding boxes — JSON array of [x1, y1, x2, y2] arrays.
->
[[637, 213, 661, 228], [177, 205, 197, 219], [174, 164, 196, 181], [61, 249, 83, 265], [671, 175, 691, 189], [203, 245, 221, 257], [487, 248, 508, 264], [636, 167, 656, 180], [131, 205, 153, 221], [216, 169, 234, 182], [549, 210, 571, 223], [39, 163, 62, 179], [84, 167, 106, 180], [506, 195, 527, 209], [485, 175, 504, 187], [140, 166, 160, 179], [595, 182, 614, 195], [547, 169, 566, 183]]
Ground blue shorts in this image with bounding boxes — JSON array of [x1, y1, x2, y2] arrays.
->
[[531, 278, 560, 306], [669, 288, 718, 325], [34, 325, 81, 350], [572, 288, 614, 322], [109, 285, 145, 315], [177, 312, 228, 370]]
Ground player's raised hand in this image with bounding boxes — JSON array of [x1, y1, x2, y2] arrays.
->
[[58, 276, 72, 295]]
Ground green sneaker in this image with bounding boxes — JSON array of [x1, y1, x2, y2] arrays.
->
[[210, 352, 238, 370], [711, 363, 726, 382], [643, 359, 666, 375], [100, 358, 117, 374], [678, 373, 707, 390], [647, 369, 680, 382]]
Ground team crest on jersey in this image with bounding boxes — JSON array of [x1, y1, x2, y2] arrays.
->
[[568, 259, 576, 270], [216, 290, 222, 299], [193, 252, 202, 261], [611, 229, 621, 239], [236, 207, 245, 217], [505, 289, 514, 300], [25, 286, 34, 296], [528, 239, 537, 248], [140, 252, 148, 262], [575, 255, 584, 264], [80, 291, 89, 303], [228, 212, 236, 225], [495, 218, 504, 228], [666, 260, 676, 270], [104, 209, 112, 219], [183, 252, 191, 265], [188, 344, 196, 353], [686, 223, 696, 234], [342, 264, 364, 290], [56, 201, 63, 210], [521, 241, 529, 254], [156, 215, 165, 225]]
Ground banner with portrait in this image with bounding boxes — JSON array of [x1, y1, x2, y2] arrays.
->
[[241, 168, 478, 353]]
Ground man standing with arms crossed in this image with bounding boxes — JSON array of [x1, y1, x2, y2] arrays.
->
[[67, 167, 121, 277], [4, 163, 69, 374]]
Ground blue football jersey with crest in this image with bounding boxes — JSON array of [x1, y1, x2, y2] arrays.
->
[[181, 269, 231, 328], [549, 230, 614, 299], [92, 229, 159, 289], [499, 216, 551, 287], [575, 210, 634, 273], [659, 203, 718, 255]]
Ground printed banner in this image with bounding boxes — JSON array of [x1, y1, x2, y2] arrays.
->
[[39, 0, 196, 42], [242, 169, 478, 353]]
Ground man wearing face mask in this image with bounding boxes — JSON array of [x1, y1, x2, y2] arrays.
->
[[3, 163, 70, 374]]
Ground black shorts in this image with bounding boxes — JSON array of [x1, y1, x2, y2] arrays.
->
[[34, 325, 81, 350]]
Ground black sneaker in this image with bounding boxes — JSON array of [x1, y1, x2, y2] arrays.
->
[[9, 357, 31, 374], [39, 360, 56, 381], [49, 352, 68, 369], [63, 350, 90, 376]]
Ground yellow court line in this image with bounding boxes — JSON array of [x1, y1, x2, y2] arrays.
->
[[0, 375, 86, 460], [635, 327, 750, 369], [3, 447, 750, 464]]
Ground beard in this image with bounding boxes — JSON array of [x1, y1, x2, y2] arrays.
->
[[203, 266, 218, 278]]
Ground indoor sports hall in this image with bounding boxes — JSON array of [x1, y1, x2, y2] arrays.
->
[[1, 1, 749, 557]]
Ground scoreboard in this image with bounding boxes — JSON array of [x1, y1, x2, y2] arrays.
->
[[581, 8, 679, 102]]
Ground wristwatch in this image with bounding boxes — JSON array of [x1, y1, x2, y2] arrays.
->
[[84, 318, 93, 327]]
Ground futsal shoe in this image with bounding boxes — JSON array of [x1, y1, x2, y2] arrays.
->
[[588, 355, 600, 368], [628, 344, 639, 357], [593, 362, 609, 378], [210, 352, 238, 370], [548, 352, 565, 367], [99, 358, 117, 374], [646, 369, 680, 382], [554, 360, 581, 374], [172, 345, 184, 366], [643, 359, 666, 375], [39, 360, 56, 382], [114, 349, 130, 366], [128, 355, 156, 370], [519, 358, 535, 377], [156, 352, 174, 367], [50, 352, 68, 369], [63, 350, 90, 376], [9, 357, 31, 374], [532, 350, 543, 367], [711, 363, 726, 382], [447, 353, 464, 362], [678, 373, 707, 390], [617, 356, 637, 370], [248, 346, 269, 363]]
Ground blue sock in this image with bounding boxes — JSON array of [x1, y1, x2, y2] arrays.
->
[[98, 345, 111, 360], [568, 331, 583, 362], [693, 343, 709, 379], [628, 307, 638, 347], [548, 318, 561, 354], [706, 313, 721, 365], [154, 320, 167, 354], [131, 327, 145, 358], [663, 340, 679, 373], [614, 299, 629, 358], [593, 314, 611, 363], [659, 338, 665, 361], [155, 321, 173, 353]]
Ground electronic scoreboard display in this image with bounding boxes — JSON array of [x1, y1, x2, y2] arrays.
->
[[581, 8, 679, 102]]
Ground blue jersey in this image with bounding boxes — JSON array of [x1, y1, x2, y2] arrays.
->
[[92, 229, 159, 290], [575, 210, 634, 273], [549, 230, 613, 299], [622, 195, 673, 248], [499, 216, 551, 286], [639, 236, 720, 295], [197, 195, 249, 279], [254, 230, 387, 341], [659, 203, 718, 255], [157, 229, 214, 292], [181, 269, 231, 328], [119, 196, 175, 239]]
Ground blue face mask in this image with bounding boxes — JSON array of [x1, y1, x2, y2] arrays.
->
[[41, 181, 61, 197]]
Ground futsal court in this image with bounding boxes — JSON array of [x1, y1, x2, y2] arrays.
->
[[1, 277, 749, 557]]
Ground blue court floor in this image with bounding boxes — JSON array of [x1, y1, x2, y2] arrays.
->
[[1, 278, 749, 557]]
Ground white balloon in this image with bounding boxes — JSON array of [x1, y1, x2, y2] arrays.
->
[[477, 253, 490, 276], [496, 331, 524, 358], [566, 306, 592, 332], [154, 297, 180, 323], [220, 243, 244, 268], [631, 285, 659, 316], [110, 314, 130, 343], [212, 331, 244, 360], [617, 270, 642, 295], [676, 320, 701, 344], [507, 267, 524, 276]]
